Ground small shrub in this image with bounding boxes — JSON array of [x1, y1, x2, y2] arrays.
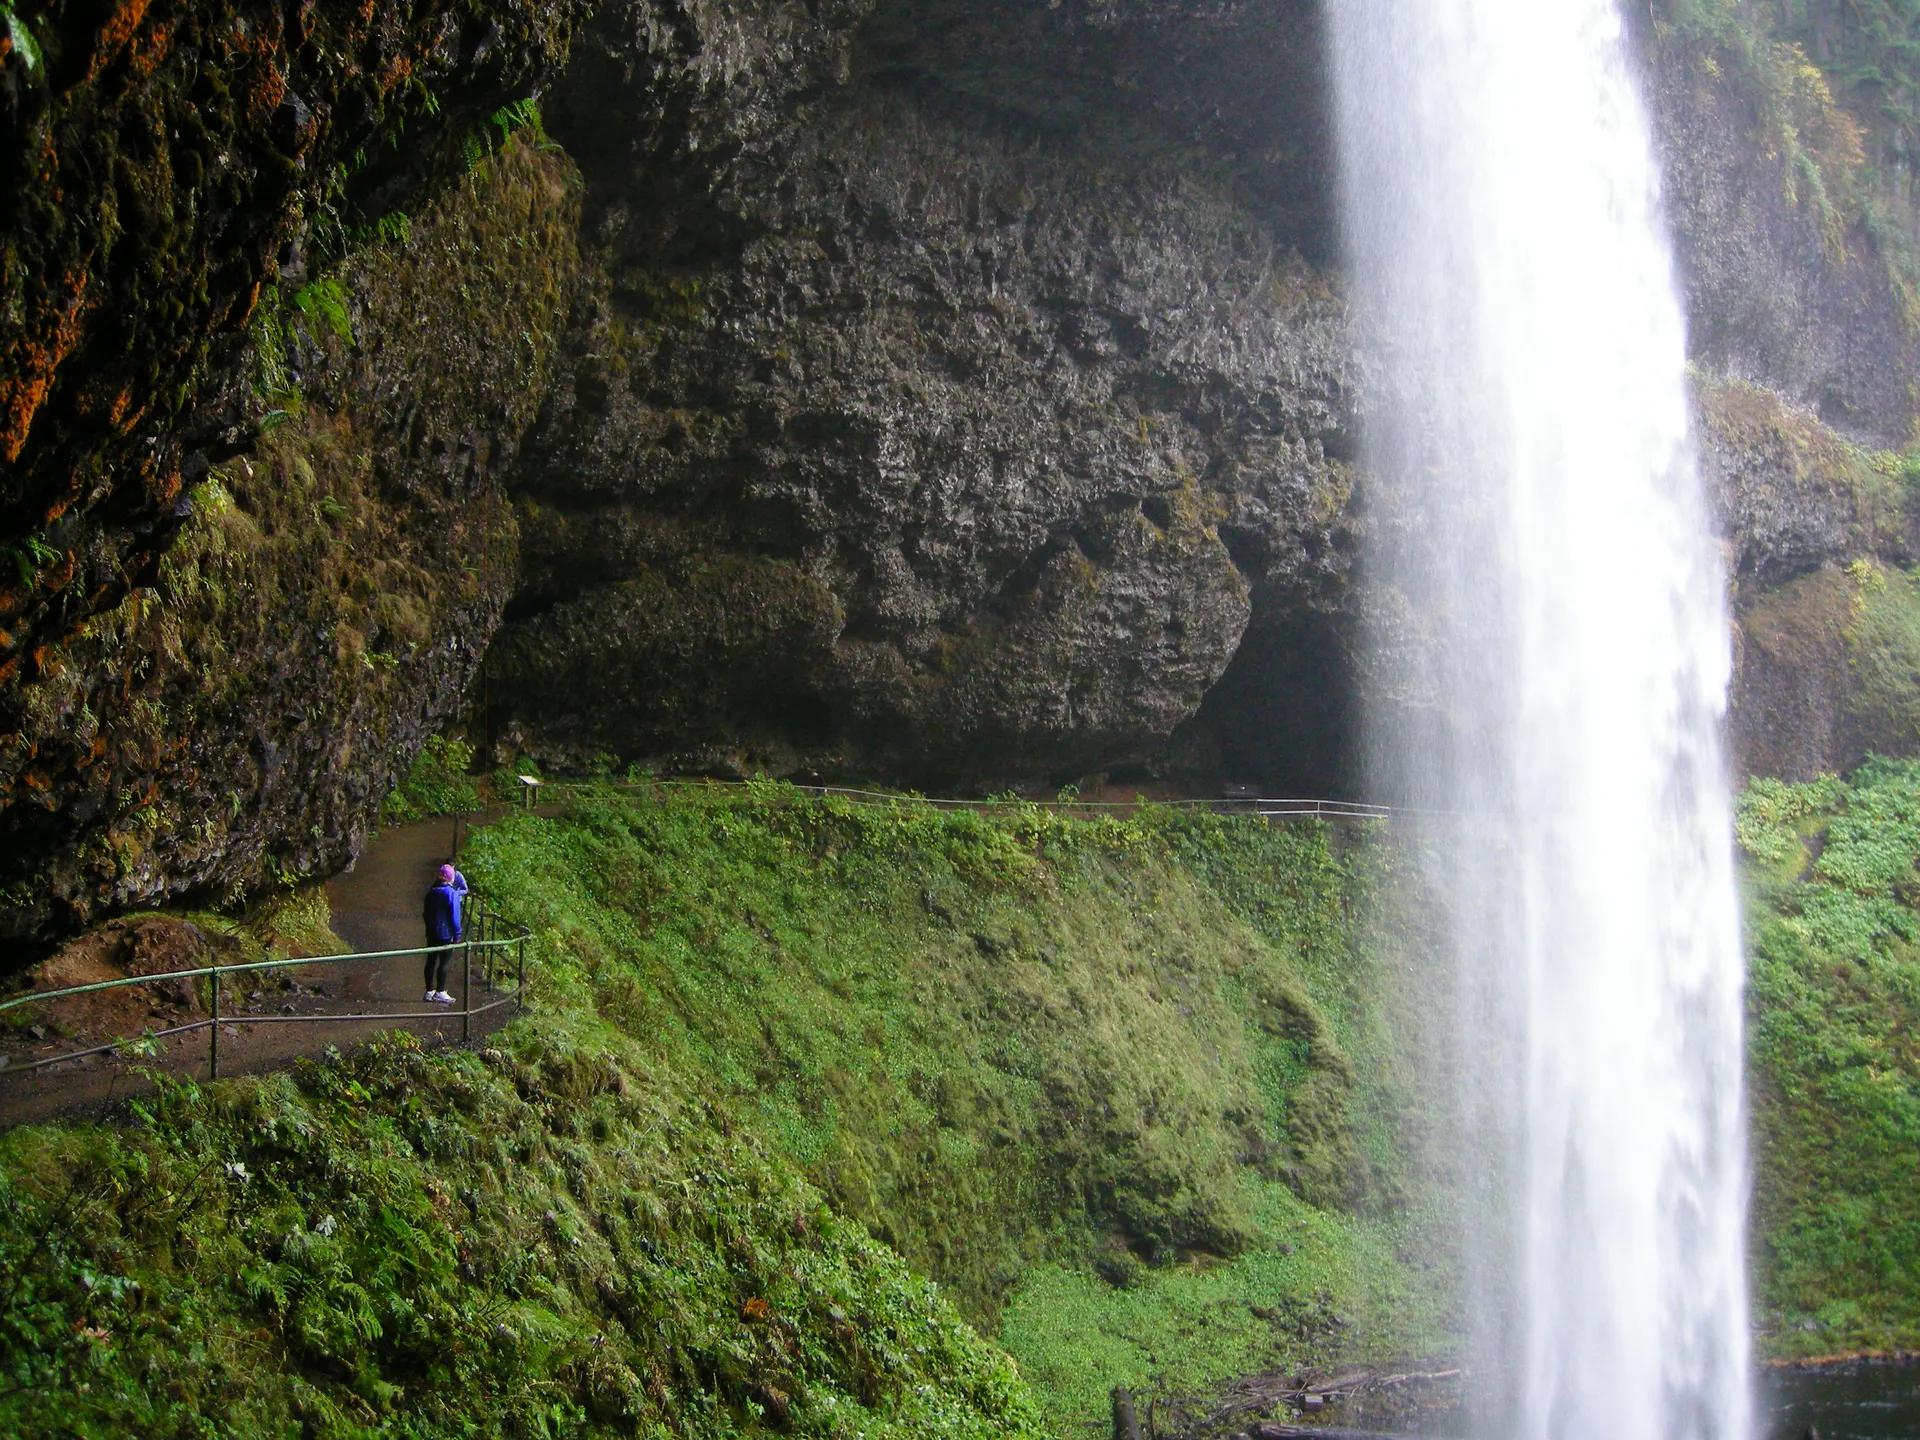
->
[[381, 736, 479, 822]]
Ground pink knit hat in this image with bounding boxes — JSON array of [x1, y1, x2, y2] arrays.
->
[[438, 863, 456, 882]]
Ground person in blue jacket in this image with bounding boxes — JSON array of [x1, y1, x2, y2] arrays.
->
[[421, 862, 468, 1004]]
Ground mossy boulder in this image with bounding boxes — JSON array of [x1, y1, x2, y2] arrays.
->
[[0, 137, 579, 950], [0, 0, 593, 677], [1735, 558, 1920, 779]]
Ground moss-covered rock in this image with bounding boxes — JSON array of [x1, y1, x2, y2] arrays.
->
[[1737, 557, 1920, 779], [0, 136, 579, 950], [0, 0, 592, 674], [1648, 3, 1920, 445], [1693, 377, 1920, 777]]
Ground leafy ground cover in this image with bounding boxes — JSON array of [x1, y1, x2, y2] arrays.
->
[[458, 786, 1458, 1431], [0, 1023, 1037, 1439], [1739, 756, 1920, 1355], [0, 784, 1454, 1437], [378, 737, 482, 823]]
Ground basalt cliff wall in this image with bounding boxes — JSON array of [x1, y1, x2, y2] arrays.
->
[[1648, 9, 1920, 783], [496, 0, 1353, 790], [3, 0, 1918, 947]]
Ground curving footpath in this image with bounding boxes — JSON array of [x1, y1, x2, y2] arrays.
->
[[0, 786, 1405, 1130], [0, 812, 520, 1129]]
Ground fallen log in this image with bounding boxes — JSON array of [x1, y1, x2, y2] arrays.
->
[[1113, 1386, 1146, 1440]]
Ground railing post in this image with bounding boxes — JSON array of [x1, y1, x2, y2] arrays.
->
[[461, 932, 472, 1042], [209, 962, 220, 1080]]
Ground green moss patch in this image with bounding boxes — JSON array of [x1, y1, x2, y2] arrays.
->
[[1, 786, 1455, 1436], [1739, 756, 1920, 1354], [381, 737, 480, 823], [458, 785, 1455, 1425], [0, 1023, 1039, 1439]]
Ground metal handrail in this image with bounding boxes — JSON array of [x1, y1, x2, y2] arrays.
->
[[575, 777, 1435, 816], [605, 781, 1512, 824], [0, 893, 530, 1082]]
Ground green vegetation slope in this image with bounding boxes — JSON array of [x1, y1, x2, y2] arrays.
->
[[0, 787, 1455, 1438], [1740, 755, 1920, 1354]]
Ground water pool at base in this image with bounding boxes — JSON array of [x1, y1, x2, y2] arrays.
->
[[1765, 1359, 1920, 1440]]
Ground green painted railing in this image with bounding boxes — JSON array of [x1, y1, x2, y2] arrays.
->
[[0, 895, 527, 1082], [532, 776, 1417, 820]]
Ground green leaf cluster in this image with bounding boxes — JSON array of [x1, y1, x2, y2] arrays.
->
[[294, 278, 355, 346], [380, 737, 480, 823], [1, 1, 42, 71]]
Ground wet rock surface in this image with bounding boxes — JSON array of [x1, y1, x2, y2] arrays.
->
[[1647, 26, 1919, 449], [491, 0, 1356, 786], [0, 0, 592, 948], [0, 0, 592, 691], [1645, 26, 1920, 780], [0, 140, 579, 948], [7, 0, 1920, 945]]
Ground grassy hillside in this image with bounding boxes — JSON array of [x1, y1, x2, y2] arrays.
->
[[0, 1026, 1038, 1439], [0, 786, 1456, 1438], [1739, 756, 1920, 1355]]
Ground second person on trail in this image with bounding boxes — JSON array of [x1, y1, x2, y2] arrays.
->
[[422, 862, 468, 1005]]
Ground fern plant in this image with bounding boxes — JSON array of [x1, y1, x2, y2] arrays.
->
[[293, 277, 353, 345], [461, 97, 546, 173], [1, 2, 42, 71]]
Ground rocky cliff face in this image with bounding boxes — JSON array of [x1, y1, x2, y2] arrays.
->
[[1646, 14, 1920, 780], [491, 2, 1348, 785], [7, 0, 1920, 947], [1, 127, 579, 944], [487, 0, 1920, 793], [484, 0, 1353, 787], [0, 0, 589, 945]]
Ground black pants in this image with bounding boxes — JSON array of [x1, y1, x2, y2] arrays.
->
[[424, 944, 457, 993]]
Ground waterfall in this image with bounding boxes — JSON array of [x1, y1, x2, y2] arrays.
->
[[1327, 5, 1751, 1439]]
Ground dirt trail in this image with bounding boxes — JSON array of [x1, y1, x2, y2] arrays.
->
[[328, 813, 470, 955], [0, 812, 516, 1128]]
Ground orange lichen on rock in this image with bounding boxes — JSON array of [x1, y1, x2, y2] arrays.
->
[[88, 0, 156, 79], [229, 280, 266, 332], [249, 62, 289, 124], [129, 19, 177, 77], [1, 281, 91, 463], [106, 388, 147, 433], [380, 53, 415, 95]]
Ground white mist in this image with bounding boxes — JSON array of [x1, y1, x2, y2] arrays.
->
[[1327, 4, 1750, 1439]]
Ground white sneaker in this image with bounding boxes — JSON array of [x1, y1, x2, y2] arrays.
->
[[435, 991, 456, 1005], [424, 991, 437, 1003]]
